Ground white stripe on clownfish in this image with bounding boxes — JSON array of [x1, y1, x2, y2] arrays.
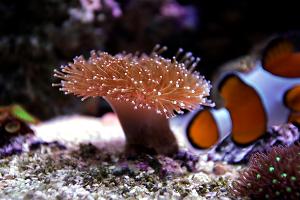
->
[[227, 61, 300, 127]]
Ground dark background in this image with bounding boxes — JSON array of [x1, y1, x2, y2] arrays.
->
[[1, 0, 299, 119]]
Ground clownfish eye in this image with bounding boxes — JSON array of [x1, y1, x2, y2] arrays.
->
[[5, 121, 21, 134]]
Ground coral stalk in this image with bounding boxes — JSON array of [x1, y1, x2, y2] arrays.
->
[[105, 97, 178, 154]]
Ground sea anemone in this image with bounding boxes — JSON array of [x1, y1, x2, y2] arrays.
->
[[231, 144, 300, 199], [53, 45, 213, 155]]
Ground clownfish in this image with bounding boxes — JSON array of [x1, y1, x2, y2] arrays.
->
[[184, 34, 300, 151]]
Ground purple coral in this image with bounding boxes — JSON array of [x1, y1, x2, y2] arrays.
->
[[80, 0, 101, 11], [102, 0, 122, 18], [72, 0, 122, 22], [160, 0, 198, 29], [174, 150, 199, 172], [0, 136, 26, 157]]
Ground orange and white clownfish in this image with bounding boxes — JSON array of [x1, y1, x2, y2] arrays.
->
[[184, 34, 300, 151]]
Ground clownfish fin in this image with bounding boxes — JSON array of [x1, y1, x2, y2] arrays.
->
[[263, 36, 300, 77], [186, 108, 232, 150], [219, 75, 267, 145], [285, 85, 300, 112]]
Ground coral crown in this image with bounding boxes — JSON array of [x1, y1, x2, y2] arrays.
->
[[53, 46, 213, 118]]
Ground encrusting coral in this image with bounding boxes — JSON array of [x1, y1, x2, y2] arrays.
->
[[53, 45, 213, 155], [231, 144, 300, 199]]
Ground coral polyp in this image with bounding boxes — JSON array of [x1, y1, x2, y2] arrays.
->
[[53, 45, 212, 155], [53, 45, 212, 118], [231, 145, 300, 200]]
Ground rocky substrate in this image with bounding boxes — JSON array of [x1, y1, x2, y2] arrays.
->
[[0, 115, 240, 200], [0, 144, 239, 200]]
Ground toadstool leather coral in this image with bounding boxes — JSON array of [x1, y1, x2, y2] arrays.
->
[[53, 45, 213, 155]]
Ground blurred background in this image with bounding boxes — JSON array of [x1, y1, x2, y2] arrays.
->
[[1, 0, 299, 119]]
